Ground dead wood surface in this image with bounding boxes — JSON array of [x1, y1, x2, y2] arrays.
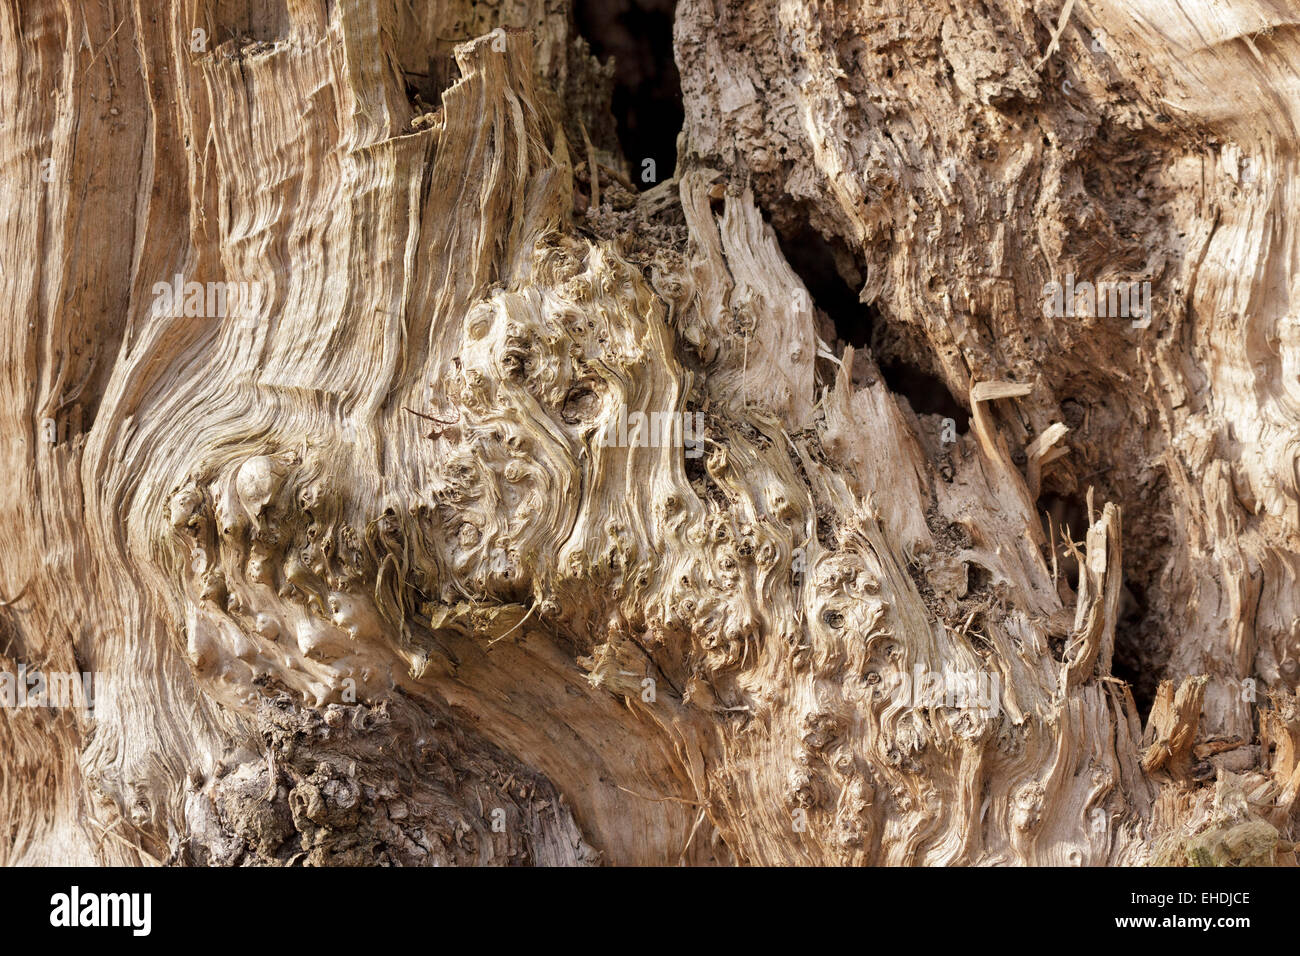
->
[[1, 0, 1297, 866]]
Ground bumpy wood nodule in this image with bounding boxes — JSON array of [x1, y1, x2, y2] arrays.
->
[[1, 0, 1297, 866]]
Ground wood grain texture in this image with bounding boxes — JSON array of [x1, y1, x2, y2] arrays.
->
[[0, 0, 1295, 866]]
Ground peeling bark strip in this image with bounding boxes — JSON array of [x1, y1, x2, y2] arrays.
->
[[0, 0, 1297, 866]]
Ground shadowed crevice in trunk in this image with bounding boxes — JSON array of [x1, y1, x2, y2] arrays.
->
[[573, 0, 682, 188], [878, 361, 970, 433], [775, 221, 970, 432]]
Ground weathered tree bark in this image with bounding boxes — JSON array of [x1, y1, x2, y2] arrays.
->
[[1, 0, 1297, 866]]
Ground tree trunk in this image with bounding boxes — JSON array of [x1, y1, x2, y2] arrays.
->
[[2, 0, 1297, 866]]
